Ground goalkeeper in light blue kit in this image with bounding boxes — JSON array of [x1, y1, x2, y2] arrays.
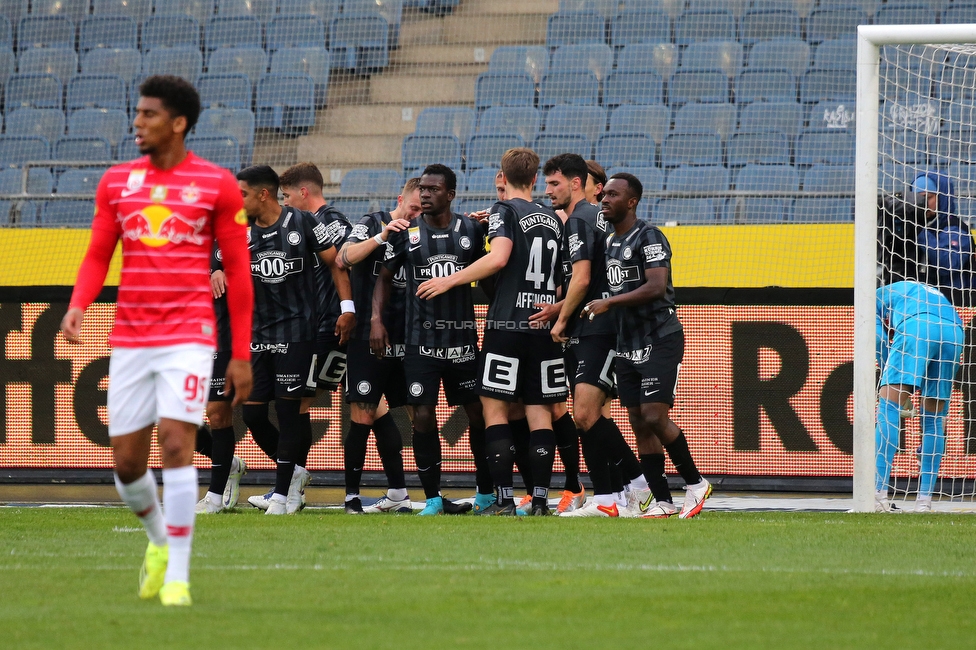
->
[[876, 280, 964, 512]]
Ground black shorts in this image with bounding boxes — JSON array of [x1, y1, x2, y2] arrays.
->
[[565, 334, 616, 396], [249, 341, 315, 402], [344, 339, 408, 408], [305, 334, 347, 396], [475, 330, 568, 405], [404, 344, 479, 406], [208, 349, 233, 402], [615, 331, 684, 408]]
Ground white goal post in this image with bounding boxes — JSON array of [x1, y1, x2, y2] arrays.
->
[[854, 24, 976, 512]]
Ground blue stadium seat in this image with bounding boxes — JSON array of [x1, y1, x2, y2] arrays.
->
[[209, 47, 267, 87], [610, 9, 672, 47], [465, 167, 500, 195], [539, 72, 599, 108], [0, 18, 11, 51], [875, 3, 937, 24], [92, 0, 153, 21], [118, 133, 139, 160], [807, 8, 866, 44], [808, 100, 855, 130], [488, 46, 548, 84], [609, 105, 670, 144], [667, 164, 729, 192], [674, 102, 736, 139], [668, 70, 729, 105], [478, 107, 541, 142], [141, 15, 201, 52], [595, 133, 655, 168], [68, 108, 129, 153], [330, 198, 384, 218], [6, 73, 62, 109], [559, 0, 617, 19], [197, 72, 252, 109], [880, 48, 940, 101], [154, 0, 215, 23], [66, 74, 127, 111], [57, 168, 107, 194], [255, 73, 315, 132], [5, 108, 64, 144], [879, 160, 915, 193], [270, 47, 329, 107], [216, 0, 276, 22], [0, 135, 49, 168], [544, 105, 605, 141], [738, 9, 800, 45], [942, 2, 976, 23], [884, 129, 932, 164], [401, 134, 461, 174], [616, 43, 678, 79], [279, 0, 339, 25], [82, 47, 141, 84], [186, 134, 241, 172], [195, 107, 254, 164], [604, 71, 665, 107], [796, 129, 855, 165], [205, 16, 262, 51], [532, 133, 593, 164], [142, 46, 203, 83], [747, 38, 810, 77], [607, 165, 664, 192], [675, 10, 736, 46], [340, 168, 403, 196], [55, 135, 113, 162], [0, 46, 14, 87], [661, 131, 722, 167], [545, 11, 604, 47], [79, 16, 138, 52], [680, 41, 743, 78], [0, 166, 53, 194], [812, 39, 856, 71], [465, 133, 525, 170], [738, 101, 803, 137], [267, 15, 326, 52], [730, 163, 798, 222], [344, 0, 402, 47], [793, 163, 854, 222], [727, 131, 791, 166], [550, 44, 612, 82], [800, 69, 857, 104], [652, 198, 720, 224], [17, 16, 75, 51], [17, 47, 77, 81], [415, 106, 476, 141], [40, 200, 95, 226], [329, 13, 389, 73], [475, 73, 535, 109], [29, 0, 90, 22], [735, 68, 797, 103]]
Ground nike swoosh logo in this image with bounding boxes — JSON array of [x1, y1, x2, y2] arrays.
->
[[216, 389, 226, 396], [639, 492, 654, 511], [286, 385, 302, 392], [120, 187, 141, 197], [643, 389, 659, 397], [596, 504, 618, 517], [408, 245, 422, 252]]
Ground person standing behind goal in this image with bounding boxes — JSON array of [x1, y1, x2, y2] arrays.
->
[[60, 75, 253, 606]]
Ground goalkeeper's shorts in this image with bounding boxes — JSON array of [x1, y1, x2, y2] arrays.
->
[[881, 315, 963, 401]]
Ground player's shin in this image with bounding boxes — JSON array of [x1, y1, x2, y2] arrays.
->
[[875, 398, 902, 493], [918, 409, 947, 497], [242, 403, 279, 459], [207, 427, 236, 497], [373, 412, 407, 493], [297, 412, 313, 468], [579, 423, 613, 496], [162, 466, 198, 585], [553, 412, 581, 492], [467, 419, 493, 495], [663, 429, 702, 486], [510, 417, 533, 494], [344, 422, 371, 498], [272, 398, 303, 497], [529, 428, 556, 507], [640, 452, 672, 504], [114, 470, 167, 546], [412, 428, 442, 499]]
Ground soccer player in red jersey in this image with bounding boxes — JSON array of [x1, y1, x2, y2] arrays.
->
[[60, 76, 254, 606]]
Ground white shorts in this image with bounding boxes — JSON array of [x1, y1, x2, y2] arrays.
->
[[107, 343, 216, 437]]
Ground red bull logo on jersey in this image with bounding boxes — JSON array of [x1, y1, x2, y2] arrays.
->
[[120, 204, 207, 247]]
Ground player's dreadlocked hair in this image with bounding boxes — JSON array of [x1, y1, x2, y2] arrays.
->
[[139, 75, 201, 135]]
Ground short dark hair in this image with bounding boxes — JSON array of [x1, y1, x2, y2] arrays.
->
[[139, 75, 201, 135], [237, 165, 279, 195], [542, 153, 588, 184], [586, 160, 607, 188], [421, 163, 457, 191], [609, 172, 643, 203], [279, 162, 324, 190]]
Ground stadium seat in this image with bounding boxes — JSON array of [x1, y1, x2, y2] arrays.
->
[[0, 20, 11, 52], [6, 73, 62, 109], [604, 72, 666, 108], [488, 46, 549, 84], [340, 168, 403, 196], [796, 128, 855, 165], [730, 163, 798, 222], [667, 164, 730, 192], [205, 16, 262, 51], [738, 9, 800, 45], [941, 2, 976, 23], [727, 131, 791, 167], [465, 133, 525, 170], [680, 41, 744, 78], [0, 46, 13, 86], [609, 9, 672, 47], [142, 47, 203, 83], [532, 133, 593, 165], [118, 133, 139, 160], [478, 106, 541, 143], [595, 133, 655, 168], [17, 47, 77, 81], [56, 168, 107, 194], [738, 101, 803, 138], [875, 3, 937, 24], [255, 73, 315, 132], [197, 72, 252, 109], [616, 43, 678, 80], [0, 135, 50, 168], [29, 0, 90, 23], [812, 39, 856, 71], [550, 44, 613, 83], [559, 0, 617, 19], [474, 73, 535, 109], [267, 15, 326, 52], [607, 165, 664, 193], [92, 0, 153, 21], [675, 10, 736, 46], [792, 196, 853, 222], [186, 134, 241, 172], [279, 0, 339, 25], [141, 15, 202, 52], [652, 197, 722, 224], [209, 47, 267, 87], [735, 68, 797, 103], [5, 108, 64, 144], [68, 108, 129, 153], [344, 0, 402, 47], [879, 159, 915, 192], [401, 134, 462, 174], [880, 50, 940, 101], [800, 69, 857, 104], [40, 200, 95, 226], [465, 167, 501, 195], [674, 102, 737, 140], [270, 47, 330, 107], [66, 74, 127, 111], [539, 72, 599, 108], [195, 107, 254, 164], [544, 105, 605, 141], [415, 106, 476, 141], [329, 198, 382, 218], [0, 166, 53, 194], [55, 135, 113, 163], [661, 131, 722, 167], [609, 104, 670, 144], [806, 8, 866, 44], [17, 16, 75, 51], [78, 16, 138, 52], [747, 38, 810, 77], [794, 163, 855, 221], [545, 11, 605, 47], [329, 13, 389, 73], [81, 47, 141, 84], [808, 100, 855, 130], [154, 0, 215, 23], [668, 70, 729, 105], [216, 0, 276, 22]]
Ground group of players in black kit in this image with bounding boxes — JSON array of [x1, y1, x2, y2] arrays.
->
[[192, 148, 713, 519]]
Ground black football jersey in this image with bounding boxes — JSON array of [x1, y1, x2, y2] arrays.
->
[[346, 211, 407, 343], [604, 220, 682, 353], [562, 199, 614, 338], [485, 197, 563, 335], [384, 212, 484, 348], [210, 243, 232, 352], [309, 204, 350, 338], [249, 206, 334, 344]]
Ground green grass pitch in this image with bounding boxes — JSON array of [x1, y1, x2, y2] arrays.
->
[[2, 508, 975, 649]]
